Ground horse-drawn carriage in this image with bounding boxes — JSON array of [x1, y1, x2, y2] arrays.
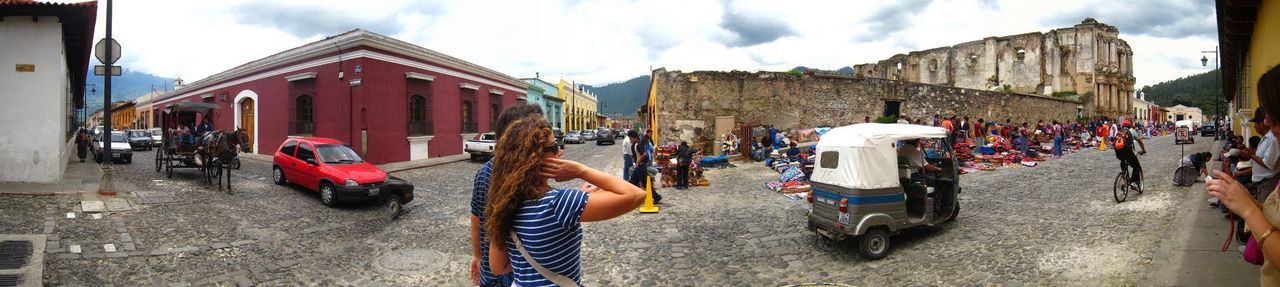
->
[[153, 102, 249, 192]]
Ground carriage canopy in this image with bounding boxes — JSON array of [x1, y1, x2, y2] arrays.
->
[[163, 102, 220, 114], [812, 123, 948, 189]]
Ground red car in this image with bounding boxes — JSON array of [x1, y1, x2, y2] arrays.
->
[[272, 137, 414, 216]]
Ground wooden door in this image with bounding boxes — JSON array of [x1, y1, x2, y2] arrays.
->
[[240, 98, 255, 150]]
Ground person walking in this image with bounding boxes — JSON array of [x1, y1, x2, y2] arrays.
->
[[485, 115, 645, 287], [470, 104, 544, 287], [75, 128, 89, 162], [676, 141, 691, 189], [1052, 120, 1064, 157], [629, 132, 661, 203], [622, 130, 634, 180]]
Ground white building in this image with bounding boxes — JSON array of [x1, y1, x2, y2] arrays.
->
[[1166, 104, 1205, 124], [1132, 98, 1152, 122], [0, 1, 98, 182]]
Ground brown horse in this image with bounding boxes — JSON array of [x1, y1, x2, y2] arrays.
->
[[198, 128, 250, 193]]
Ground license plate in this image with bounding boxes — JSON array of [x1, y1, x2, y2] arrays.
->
[[368, 188, 380, 196], [838, 213, 850, 224]]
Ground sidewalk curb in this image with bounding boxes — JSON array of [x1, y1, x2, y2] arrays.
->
[[384, 157, 471, 173]]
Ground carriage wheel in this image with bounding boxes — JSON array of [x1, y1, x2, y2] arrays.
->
[[154, 148, 162, 172]]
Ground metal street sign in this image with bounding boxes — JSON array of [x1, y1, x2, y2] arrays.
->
[[1175, 127, 1192, 145], [94, 38, 121, 65], [94, 65, 121, 76]]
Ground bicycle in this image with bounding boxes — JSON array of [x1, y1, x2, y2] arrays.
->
[[1113, 152, 1146, 203]]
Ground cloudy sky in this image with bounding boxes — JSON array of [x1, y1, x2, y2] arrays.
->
[[86, 0, 1218, 88]]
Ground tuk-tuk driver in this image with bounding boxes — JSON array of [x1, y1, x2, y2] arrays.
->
[[898, 138, 943, 179]]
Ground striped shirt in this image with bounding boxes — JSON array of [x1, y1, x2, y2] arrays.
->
[[504, 188, 590, 287], [470, 160, 501, 285]]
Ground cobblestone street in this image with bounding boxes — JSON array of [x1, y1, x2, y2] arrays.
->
[[0, 135, 1214, 286]]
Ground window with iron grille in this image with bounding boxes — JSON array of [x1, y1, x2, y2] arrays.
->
[[461, 88, 477, 133], [292, 95, 314, 135], [408, 94, 432, 135]]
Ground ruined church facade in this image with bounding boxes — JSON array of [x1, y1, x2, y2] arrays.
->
[[851, 18, 1135, 119]]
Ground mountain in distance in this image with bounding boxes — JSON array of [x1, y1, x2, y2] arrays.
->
[[584, 65, 855, 118], [789, 65, 855, 75], [83, 62, 176, 113], [584, 75, 650, 117], [1139, 69, 1226, 117]]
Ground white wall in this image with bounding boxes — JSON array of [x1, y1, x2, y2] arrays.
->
[[0, 16, 71, 182]]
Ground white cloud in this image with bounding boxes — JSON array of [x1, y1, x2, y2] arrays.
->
[[77, 0, 1217, 87]]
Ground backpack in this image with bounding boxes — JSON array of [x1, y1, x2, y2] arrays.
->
[[1115, 128, 1133, 150]]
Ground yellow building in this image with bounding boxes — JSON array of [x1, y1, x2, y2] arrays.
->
[[557, 79, 598, 131], [134, 90, 163, 129], [109, 101, 136, 130], [1218, 0, 1279, 138]]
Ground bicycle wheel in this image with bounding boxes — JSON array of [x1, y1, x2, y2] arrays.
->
[[1136, 171, 1144, 194], [1114, 172, 1128, 203]]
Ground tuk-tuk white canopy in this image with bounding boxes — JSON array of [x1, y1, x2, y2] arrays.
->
[[812, 124, 948, 189]]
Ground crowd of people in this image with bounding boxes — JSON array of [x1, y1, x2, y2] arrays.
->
[[1206, 65, 1280, 284]]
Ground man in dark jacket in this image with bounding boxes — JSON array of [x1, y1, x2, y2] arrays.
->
[[676, 141, 692, 189]]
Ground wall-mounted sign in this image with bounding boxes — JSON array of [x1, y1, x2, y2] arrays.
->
[[15, 64, 34, 72], [354, 64, 362, 74], [349, 78, 362, 87]]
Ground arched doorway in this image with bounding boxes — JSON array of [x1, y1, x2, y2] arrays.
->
[[233, 90, 260, 153], [240, 99, 255, 148]]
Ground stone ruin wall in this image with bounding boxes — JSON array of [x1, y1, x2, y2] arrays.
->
[[651, 69, 1082, 150], [849, 18, 1135, 119]]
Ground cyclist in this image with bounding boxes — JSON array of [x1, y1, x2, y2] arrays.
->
[[1115, 119, 1148, 188]]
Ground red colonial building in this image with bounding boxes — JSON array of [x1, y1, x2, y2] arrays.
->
[[150, 29, 526, 163]]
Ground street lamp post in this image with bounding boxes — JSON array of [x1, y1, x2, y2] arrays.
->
[[87, 87, 95, 128], [1202, 46, 1222, 139]]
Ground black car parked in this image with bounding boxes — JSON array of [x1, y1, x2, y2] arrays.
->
[[127, 129, 152, 151], [596, 129, 615, 145], [1200, 125, 1217, 137]]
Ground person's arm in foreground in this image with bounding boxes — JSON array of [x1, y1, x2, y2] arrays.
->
[[1208, 170, 1280, 272], [488, 237, 512, 275], [541, 157, 645, 222], [1134, 130, 1147, 155], [469, 215, 482, 285]]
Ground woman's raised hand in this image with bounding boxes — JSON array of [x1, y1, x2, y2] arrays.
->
[[1207, 169, 1260, 217], [540, 158, 587, 182]]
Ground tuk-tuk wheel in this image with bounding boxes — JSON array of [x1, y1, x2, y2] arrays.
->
[[857, 227, 891, 260], [947, 201, 960, 222]]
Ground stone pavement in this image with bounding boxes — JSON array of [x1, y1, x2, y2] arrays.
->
[[0, 135, 1255, 286], [1143, 139, 1260, 286]]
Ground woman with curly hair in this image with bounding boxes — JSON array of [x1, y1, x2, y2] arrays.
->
[[486, 115, 645, 286]]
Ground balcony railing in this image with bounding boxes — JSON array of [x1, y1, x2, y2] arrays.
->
[[409, 121, 434, 136], [462, 122, 478, 133], [291, 121, 315, 135]]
